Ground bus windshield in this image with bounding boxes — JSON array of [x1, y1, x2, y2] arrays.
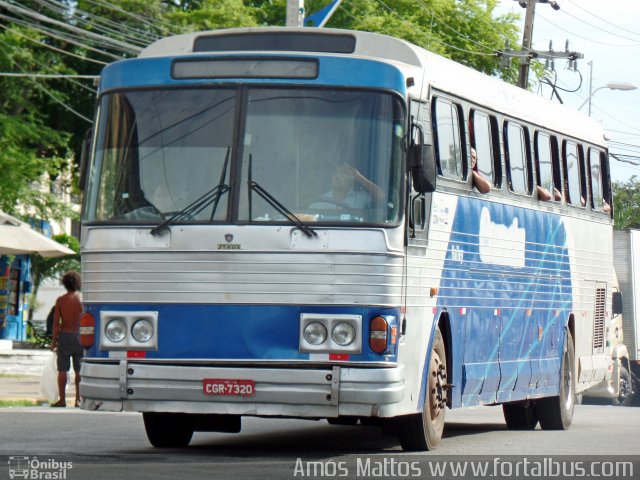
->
[[84, 87, 405, 227]]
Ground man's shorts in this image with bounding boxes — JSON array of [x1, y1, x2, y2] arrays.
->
[[56, 332, 84, 373]]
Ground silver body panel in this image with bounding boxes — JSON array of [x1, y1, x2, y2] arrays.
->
[[81, 225, 405, 306], [80, 224, 417, 416], [80, 360, 406, 418]]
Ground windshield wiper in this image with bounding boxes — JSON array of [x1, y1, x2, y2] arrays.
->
[[150, 148, 231, 236], [247, 154, 317, 238]]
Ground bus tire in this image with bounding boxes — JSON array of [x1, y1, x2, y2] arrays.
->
[[502, 402, 538, 430], [397, 327, 446, 451], [327, 416, 359, 425], [143, 412, 194, 448], [612, 364, 633, 407], [537, 331, 575, 430]]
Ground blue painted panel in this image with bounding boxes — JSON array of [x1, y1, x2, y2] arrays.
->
[[461, 362, 500, 405], [84, 303, 399, 363], [99, 56, 406, 95], [461, 308, 500, 404], [433, 196, 571, 408]]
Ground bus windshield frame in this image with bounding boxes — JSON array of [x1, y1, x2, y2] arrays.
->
[[83, 86, 406, 228]]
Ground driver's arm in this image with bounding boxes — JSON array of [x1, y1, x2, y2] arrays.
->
[[352, 168, 385, 204]]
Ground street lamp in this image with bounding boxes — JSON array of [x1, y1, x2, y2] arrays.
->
[[579, 81, 637, 116]]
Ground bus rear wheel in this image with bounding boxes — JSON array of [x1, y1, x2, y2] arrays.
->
[[502, 402, 538, 430], [537, 331, 575, 430], [143, 412, 194, 448], [397, 327, 447, 451]]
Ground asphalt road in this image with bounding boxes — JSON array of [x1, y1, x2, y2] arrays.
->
[[1, 404, 639, 480]]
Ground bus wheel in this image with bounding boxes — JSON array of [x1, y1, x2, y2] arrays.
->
[[327, 416, 359, 425], [397, 327, 446, 451], [537, 331, 575, 430], [143, 413, 194, 448], [502, 402, 538, 430], [612, 365, 633, 407]]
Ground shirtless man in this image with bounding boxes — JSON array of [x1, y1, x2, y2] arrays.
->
[[50, 271, 84, 407]]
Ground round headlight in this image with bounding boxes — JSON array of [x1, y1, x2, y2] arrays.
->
[[132, 319, 154, 343], [303, 322, 327, 346], [332, 322, 356, 346], [105, 318, 127, 343]]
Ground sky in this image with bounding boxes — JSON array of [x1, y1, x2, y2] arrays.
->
[[495, 0, 640, 183]]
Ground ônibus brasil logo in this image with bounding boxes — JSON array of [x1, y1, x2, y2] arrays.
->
[[8, 456, 73, 479]]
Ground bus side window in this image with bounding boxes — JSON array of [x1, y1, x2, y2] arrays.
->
[[469, 109, 499, 190], [578, 144, 588, 206], [589, 148, 611, 213], [550, 135, 563, 201], [563, 140, 585, 207], [504, 121, 532, 196], [432, 97, 464, 180], [534, 131, 557, 201]]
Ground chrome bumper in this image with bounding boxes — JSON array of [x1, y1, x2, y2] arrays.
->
[[80, 360, 405, 418]]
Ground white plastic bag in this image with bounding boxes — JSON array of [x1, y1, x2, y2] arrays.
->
[[39, 351, 59, 403]]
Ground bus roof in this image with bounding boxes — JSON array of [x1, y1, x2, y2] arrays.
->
[[138, 27, 606, 146]]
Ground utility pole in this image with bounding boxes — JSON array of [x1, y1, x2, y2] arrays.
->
[[286, 0, 305, 27], [515, 0, 561, 90], [587, 60, 594, 116], [517, 1, 536, 89]]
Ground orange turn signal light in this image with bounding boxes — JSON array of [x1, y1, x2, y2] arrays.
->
[[369, 316, 388, 354], [79, 312, 96, 349]]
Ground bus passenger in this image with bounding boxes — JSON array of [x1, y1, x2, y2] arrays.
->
[[312, 163, 384, 209], [537, 185, 553, 201], [470, 148, 491, 194]]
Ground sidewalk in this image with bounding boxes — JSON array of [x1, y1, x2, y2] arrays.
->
[[0, 374, 78, 406], [0, 340, 82, 407], [0, 342, 78, 406]]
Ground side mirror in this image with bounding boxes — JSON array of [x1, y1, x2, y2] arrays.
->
[[612, 291, 623, 316], [410, 123, 436, 194], [78, 128, 92, 191]]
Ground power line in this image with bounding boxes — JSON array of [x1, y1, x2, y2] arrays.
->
[[558, 8, 640, 43], [37, 0, 161, 46], [414, 0, 502, 55], [537, 12, 640, 47], [32, 0, 157, 47], [0, 12, 126, 60], [372, 0, 499, 57], [606, 128, 640, 138], [611, 153, 640, 166], [82, 0, 179, 36], [590, 102, 640, 137], [0, 72, 98, 79], [0, 0, 142, 54], [609, 140, 640, 150], [565, 0, 640, 41], [0, 22, 107, 66], [0, 37, 92, 123]]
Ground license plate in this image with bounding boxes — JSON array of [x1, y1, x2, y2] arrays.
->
[[203, 379, 255, 397]]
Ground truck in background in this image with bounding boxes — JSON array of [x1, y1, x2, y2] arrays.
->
[[585, 229, 639, 406]]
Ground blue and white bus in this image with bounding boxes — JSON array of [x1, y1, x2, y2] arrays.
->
[[79, 27, 615, 450]]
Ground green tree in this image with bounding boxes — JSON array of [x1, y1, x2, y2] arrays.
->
[[165, 0, 259, 30], [2, 0, 522, 223], [27, 233, 81, 321], [257, 0, 521, 79], [0, 25, 84, 223], [613, 176, 640, 230]]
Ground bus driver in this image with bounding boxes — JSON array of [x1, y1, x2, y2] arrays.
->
[[312, 163, 385, 210]]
